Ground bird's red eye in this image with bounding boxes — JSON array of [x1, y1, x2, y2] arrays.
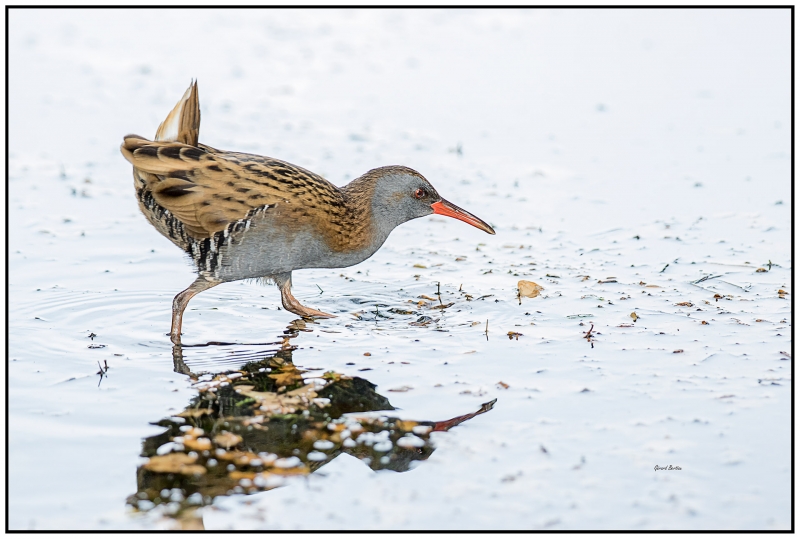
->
[[414, 188, 426, 199]]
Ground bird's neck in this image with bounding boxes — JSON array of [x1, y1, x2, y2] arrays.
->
[[339, 174, 402, 253]]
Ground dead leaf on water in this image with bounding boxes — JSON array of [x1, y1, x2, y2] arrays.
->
[[413, 264, 427, 269], [228, 471, 256, 481], [675, 302, 693, 307], [182, 437, 212, 452], [518, 280, 544, 298], [144, 453, 206, 475], [673, 349, 684, 354], [388, 386, 413, 392], [394, 420, 418, 431], [214, 450, 258, 463], [630, 312, 638, 321], [271, 465, 310, 476], [177, 465, 207, 476], [507, 331, 523, 340], [176, 408, 214, 418], [755, 267, 767, 272], [214, 432, 243, 449], [778, 289, 788, 298], [268, 372, 302, 388], [322, 371, 342, 382], [497, 381, 510, 389]]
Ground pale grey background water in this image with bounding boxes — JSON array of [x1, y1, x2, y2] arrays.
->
[[9, 8, 791, 530]]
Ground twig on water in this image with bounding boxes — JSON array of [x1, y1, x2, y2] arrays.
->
[[583, 324, 595, 348], [689, 274, 723, 290], [96, 360, 109, 387]]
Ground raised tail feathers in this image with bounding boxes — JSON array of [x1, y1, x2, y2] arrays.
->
[[154, 80, 200, 146]]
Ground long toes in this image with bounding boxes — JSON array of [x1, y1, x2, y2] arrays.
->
[[300, 308, 336, 319]]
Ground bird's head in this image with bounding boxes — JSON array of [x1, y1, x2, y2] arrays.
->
[[357, 165, 496, 236]]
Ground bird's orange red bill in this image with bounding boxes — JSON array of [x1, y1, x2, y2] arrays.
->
[[431, 199, 496, 235]]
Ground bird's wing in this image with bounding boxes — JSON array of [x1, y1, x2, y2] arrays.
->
[[120, 135, 343, 238]]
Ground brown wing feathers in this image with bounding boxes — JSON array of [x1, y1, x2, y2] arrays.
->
[[122, 81, 360, 251]]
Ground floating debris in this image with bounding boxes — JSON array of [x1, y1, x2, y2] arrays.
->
[[410, 316, 437, 327], [583, 324, 596, 348], [518, 280, 543, 304]]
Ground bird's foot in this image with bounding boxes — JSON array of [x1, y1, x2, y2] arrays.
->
[[287, 303, 337, 319], [279, 287, 336, 319], [301, 307, 337, 319], [276, 273, 336, 320]]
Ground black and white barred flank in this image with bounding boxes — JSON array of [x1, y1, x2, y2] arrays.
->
[[190, 203, 277, 280]]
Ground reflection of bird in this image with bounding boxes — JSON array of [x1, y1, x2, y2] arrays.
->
[[133, 337, 497, 528], [121, 81, 495, 343]]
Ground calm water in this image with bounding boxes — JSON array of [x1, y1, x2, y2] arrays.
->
[[9, 8, 791, 530]]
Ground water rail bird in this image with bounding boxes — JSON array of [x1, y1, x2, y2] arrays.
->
[[121, 81, 495, 344]]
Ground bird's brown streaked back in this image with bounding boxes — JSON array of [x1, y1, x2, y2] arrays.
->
[[120, 135, 382, 252]]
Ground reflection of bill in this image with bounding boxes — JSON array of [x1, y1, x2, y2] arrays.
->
[[128, 341, 495, 528]]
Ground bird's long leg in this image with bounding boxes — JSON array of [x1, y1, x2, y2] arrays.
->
[[274, 272, 336, 319], [171, 277, 220, 344]]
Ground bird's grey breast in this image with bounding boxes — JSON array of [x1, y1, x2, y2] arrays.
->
[[191, 203, 384, 282]]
